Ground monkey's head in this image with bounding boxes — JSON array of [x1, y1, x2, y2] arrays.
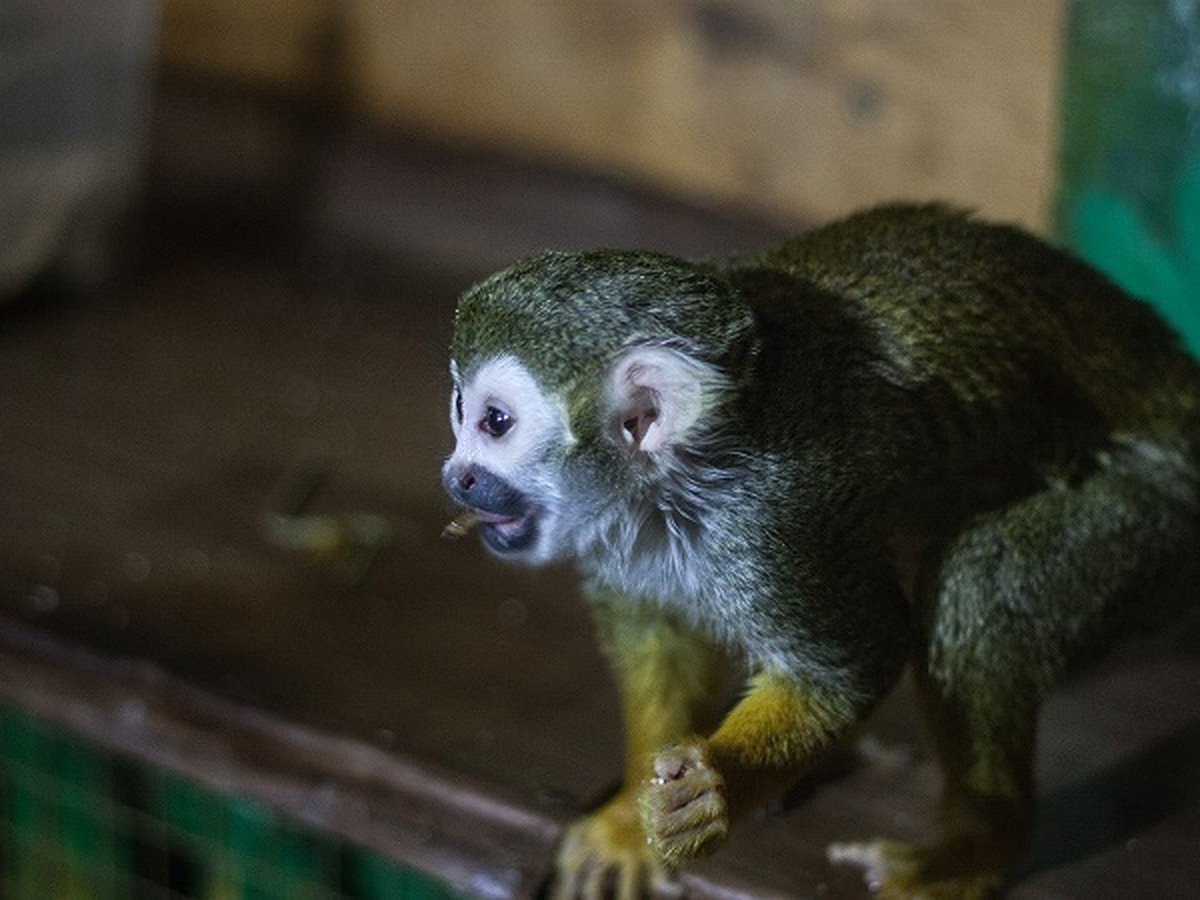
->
[[441, 250, 754, 566]]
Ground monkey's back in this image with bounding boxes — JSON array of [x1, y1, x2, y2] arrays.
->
[[760, 205, 1200, 458]]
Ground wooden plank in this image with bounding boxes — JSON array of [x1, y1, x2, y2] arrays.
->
[[158, 0, 1065, 231], [344, 0, 1065, 231], [0, 615, 561, 899], [159, 0, 339, 93]]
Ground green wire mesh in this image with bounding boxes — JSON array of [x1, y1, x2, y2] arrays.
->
[[1056, 0, 1200, 358], [0, 704, 462, 900]]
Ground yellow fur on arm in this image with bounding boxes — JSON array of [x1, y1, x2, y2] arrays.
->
[[591, 595, 726, 779], [707, 671, 855, 816]]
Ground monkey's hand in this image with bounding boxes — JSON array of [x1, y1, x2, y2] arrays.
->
[[555, 793, 681, 900], [639, 739, 730, 868]]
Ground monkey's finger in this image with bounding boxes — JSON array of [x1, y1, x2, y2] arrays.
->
[[652, 799, 730, 866], [560, 853, 645, 900], [579, 858, 608, 900], [553, 836, 613, 900], [552, 838, 593, 900], [649, 764, 723, 812], [619, 856, 680, 900], [619, 864, 648, 900], [665, 819, 729, 858], [651, 743, 707, 782], [655, 787, 727, 840], [552, 862, 584, 900]]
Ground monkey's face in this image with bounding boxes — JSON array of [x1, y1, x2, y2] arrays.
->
[[441, 356, 573, 564], [443, 342, 733, 568]]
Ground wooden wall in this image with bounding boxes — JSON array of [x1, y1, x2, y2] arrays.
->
[[160, 0, 1066, 232]]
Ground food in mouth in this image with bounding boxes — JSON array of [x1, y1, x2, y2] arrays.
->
[[441, 512, 478, 540]]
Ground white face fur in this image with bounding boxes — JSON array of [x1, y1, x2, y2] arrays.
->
[[446, 356, 569, 482], [442, 355, 573, 563]]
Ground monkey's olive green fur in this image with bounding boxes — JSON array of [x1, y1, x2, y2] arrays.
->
[[443, 204, 1200, 898]]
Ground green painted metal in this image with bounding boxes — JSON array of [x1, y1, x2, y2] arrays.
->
[[1057, 0, 1200, 357], [0, 705, 462, 899]]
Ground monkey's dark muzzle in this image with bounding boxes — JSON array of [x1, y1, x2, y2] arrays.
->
[[442, 464, 538, 555]]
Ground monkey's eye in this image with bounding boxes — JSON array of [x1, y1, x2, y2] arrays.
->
[[454, 390, 464, 424], [482, 405, 513, 437]]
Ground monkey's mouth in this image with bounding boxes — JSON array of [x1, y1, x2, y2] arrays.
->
[[472, 507, 538, 554]]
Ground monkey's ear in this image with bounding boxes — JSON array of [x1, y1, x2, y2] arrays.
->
[[607, 346, 717, 454]]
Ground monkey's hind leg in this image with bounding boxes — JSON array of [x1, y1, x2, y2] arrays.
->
[[835, 671, 1040, 900], [835, 461, 1199, 898]]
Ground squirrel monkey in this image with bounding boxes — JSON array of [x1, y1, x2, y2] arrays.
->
[[440, 205, 1200, 898]]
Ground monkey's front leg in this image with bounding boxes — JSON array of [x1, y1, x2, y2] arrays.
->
[[640, 670, 856, 868], [555, 597, 726, 899]]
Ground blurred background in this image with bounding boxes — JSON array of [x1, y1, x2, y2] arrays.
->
[[9, 1, 1200, 342], [1, 2, 1200, 898]]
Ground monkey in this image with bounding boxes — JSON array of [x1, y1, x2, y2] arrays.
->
[[440, 204, 1200, 898]]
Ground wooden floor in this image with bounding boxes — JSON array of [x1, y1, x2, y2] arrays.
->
[[0, 108, 1198, 897]]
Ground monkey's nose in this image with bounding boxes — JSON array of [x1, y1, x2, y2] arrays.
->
[[443, 465, 477, 500]]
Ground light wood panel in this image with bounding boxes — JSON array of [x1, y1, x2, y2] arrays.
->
[[159, 0, 1066, 231]]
